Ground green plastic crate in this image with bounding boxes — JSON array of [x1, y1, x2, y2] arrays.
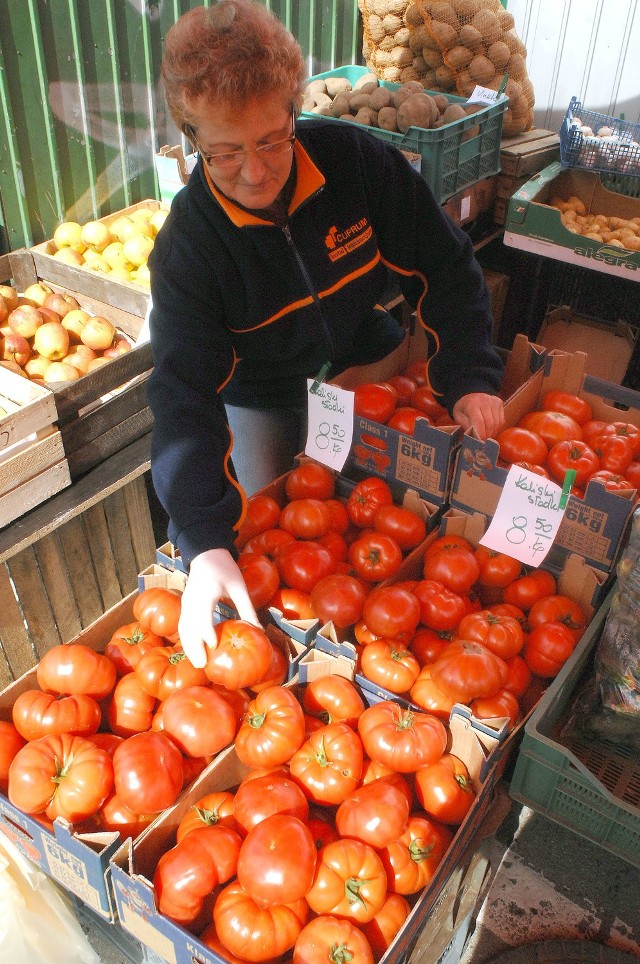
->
[[510, 586, 640, 868], [302, 65, 508, 203]]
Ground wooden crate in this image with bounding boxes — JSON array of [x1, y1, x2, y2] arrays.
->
[[7, 249, 154, 479], [29, 199, 162, 317]]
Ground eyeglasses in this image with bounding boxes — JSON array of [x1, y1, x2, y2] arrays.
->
[[188, 109, 296, 173]]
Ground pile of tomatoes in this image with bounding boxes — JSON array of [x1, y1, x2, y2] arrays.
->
[[497, 389, 640, 498], [152, 673, 476, 963], [352, 362, 452, 436]]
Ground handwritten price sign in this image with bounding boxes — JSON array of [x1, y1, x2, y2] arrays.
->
[[305, 380, 354, 471], [480, 464, 570, 567]]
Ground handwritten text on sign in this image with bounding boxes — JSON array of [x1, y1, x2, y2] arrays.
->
[[305, 380, 354, 471], [480, 465, 569, 567]]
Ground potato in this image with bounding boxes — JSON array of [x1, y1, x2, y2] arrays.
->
[[503, 32, 527, 56], [458, 24, 483, 50], [313, 92, 333, 109], [367, 14, 386, 43], [471, 9, 499, 35], [354, 72, 380, 90], [429, 20, 458, 49], [381, 13, 403, 34], [432, 93, 450, 114], [390, 47, 414, 67], [330, 93, 352, 117], [441, 103, 466, 124], [397, 92, 439, 132], [349, 92, 373, 112], [301, 95, 316, 112], [306, 79, 327, 95], [435, 64, 456, 88], [469, 55, 496, 85], [487, 41, 510, 69], [404, 79, 428, 93], [325, 78, 352, 97], [377, 105, 399, 131], [446, 45, 473, 70], [423, 47, 444, 67], [429, 2, 459, 27], [413, 54, 427, 72], [358, 80, 382, 94], [393, 86, 414, 109], [310, 106, 333, 116], [382, 65, 403, 81], [394, 27, 411, 46], [497, 9, 516, 32], [366, 86, 391, 111], [399, 66, 422, 82], [420, 68, 438, 89], [404, 2, 423, 26], [353, 107, 377, 126], [456, 0, 482, 17]]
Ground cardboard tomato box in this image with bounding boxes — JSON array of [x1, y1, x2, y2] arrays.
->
[[449, 340, 638, 574]]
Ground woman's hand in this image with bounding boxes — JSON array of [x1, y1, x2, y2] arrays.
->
[[178, 548, 260, 668], [452, 393, 504, 442]]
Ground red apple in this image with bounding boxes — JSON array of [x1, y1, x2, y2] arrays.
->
[[102, 337, 132, 358], [44, 291, 80, 318], [2, 331, 31, 367], [8, 305, 44, 339], [0, 285, 19, 313]]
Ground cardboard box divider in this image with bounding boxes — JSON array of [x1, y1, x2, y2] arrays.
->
[[536, 305, 638, 384]]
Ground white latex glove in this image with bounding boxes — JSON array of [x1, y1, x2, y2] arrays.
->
[[178, 548, 260, 668], [452, 392, 505, 442]]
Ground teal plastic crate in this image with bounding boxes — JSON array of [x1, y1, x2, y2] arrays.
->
[[302, 65, 507, 203], [510, 586, 640, 868]]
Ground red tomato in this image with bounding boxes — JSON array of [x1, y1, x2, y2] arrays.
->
[[301, 676, 366, 728], [106, 673, 157, 737], [113, 731, 183, 815], [415, 753, 475, 825], [336, 779, 410, 849], [277, 540, 337, 593], [592, 421, 640, 457], [380, 815, 453, 897], [430, 640, 508, 703], [624, 459, 640, 488], [249, 642, 289, 693], [581, 419, 609, 447], [9, 733, 113, 823], [12, 690, 101, 742], [325, 498, 350, 534], [98, 793, 155, 839], [497, 426, 548, 466], [361, 894, 411, 960], [133, 588, 182, 641], [348, 531, 403, 582], [588, 470, 634, 492], [233, 772, 309, 835], [503, 655, 533, 698], [237, 552, 280, 609], [309, 573, 368, 629], [456, 611, 524, 659], [357, 699, 447, 773], [422, 546, 480, 595], [409, 666, 456, 719], [409, 627, 453, 666], [205, 620, 273, 690], [591, 433, 635, 474], [268, 587, 315, 620], [104, 622, 165, 676], [214, 881, 308, 961], [542, 391, 593, 426], [306, 838, 387, 923], [244, 528, 295, 558], [519, 410, 583, 446], [347, 477, 394, 528], [410, 385, 447, 420], [0, 722, 26, 792], [527, 594, 587, 643], [413, 579, 470, 631], [289, 721, 364, 805], [135, 645, 208, 700], [502, 569, 557, 611], [424, 534, 474, 558], [474, 546, 522, 588], [285, 462, 335, 501], [546, 440, 600, 486], [359, 640, 420, 694], [354, 382, 398, 423], [387, 374, 417, 403], [162, 685, 237, 758], [177, 790, 238, 842], [524, 623, 575, 678], [373, 503, 427, 550], [235, 685, 306, 769], [36, 644, 116, 700], [295, 916, 375, 964], [513, 461, 550, 479], [318, 529, 348, 562], [363, 585, 421, 638], [470, 688, 521, 727], [387, 406, 429, 435], [237, 813, 316, 907], [279, 498, 332, 539], [235, 494, 281, 550], [404, 359, 428, 385]]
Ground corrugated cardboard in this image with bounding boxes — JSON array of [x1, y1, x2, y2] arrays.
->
[[537, 306, 638, 384]]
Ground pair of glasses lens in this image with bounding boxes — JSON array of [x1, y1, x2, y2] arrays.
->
[[204, 135, 296, 170]]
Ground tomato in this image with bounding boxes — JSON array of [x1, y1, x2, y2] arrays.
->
[[245, 527, 295, 558], [162, 685, 237, 758], [214, 880, 308, 961], [404, 359, 428, 386], [104, 622, 165, 676], [302, 676, 366, 728], [289, 721, 363, 805], [424, 534, 474, 559], [519, 410, 583, 446], [502, 569, 556, 611], [410, 385, 447, 420], [36, 644, 116, 699], [362, 585, 421, 638], [277, 540, 337, 593], [524, 622, 575, 678], [235, 494, 282, 550], [268, 587, 315, 620], [200, 927, 249, 964], [497, 426, 548, 466], [422, 546, 480, 595], [233, 772, 309, 835], [527, 594, 587, 643], [357, 700, 447, 773], [387, 374, 417, 403], [588, 469, 634, 492], [285, 462, 335, 502], [593, 421, 640, 457], [348, 532, 403, 583], [359, 640, 420, 694], [380, 813, 453, 895], [470, 688, 521, 727], [372, 503, 427, 551], [294, 916, 374, 964], [513, 461, 550, 479], [325, 498, 350, 534], [336, 777, 409, 850], [113, 731, 183, 814], [413, 580, 469, 631], [306, 838, 387, 923], [135, 645, 208, 699], [133, 587, 182, 641], [176, 790, 237, 843], [542, 391, 592, 426], [354, 382, 398, 423], [318, 529, 349, 562], [409, 627, 452, 666], [591, 433, 635, 474], [474, 546, 522, 588], [89, 732, 124, 757], [0, 722, 26, 792], [503, 655, 533, 698], [360, 894, 411, 961], [430, 640, 508, 703], [235, 685, 305, 768], [409, 665, 456, 718], [237, 552, 280, 609], [456, 611, 524, 659], [12, 690, 101, 742], [98, 792, 155, 838], [249, 641, 289, 693], [237, 813, 316, 906], [154, 824, 242, 924], [309, 573, 368, 629], [624, 459, 640, 489], [546, 440, 600, 486], [414, 753, 474, 826], [205, 620, 273, 690], [387, 406, 429, 435], [106, 672, 157, 737], [347, 478, 394, 528], [581, 419, 609, 446], [9, 733, 113, 822], [280, 498, 332, 539]]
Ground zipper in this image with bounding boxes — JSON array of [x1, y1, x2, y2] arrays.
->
[[282, 222, 335, 362]]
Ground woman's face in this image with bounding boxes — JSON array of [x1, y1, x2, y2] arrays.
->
[[189, 94, 295, 210]]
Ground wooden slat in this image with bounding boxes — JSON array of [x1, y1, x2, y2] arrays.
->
[[60, 380, 151, 448], [33, 532, 82, 643], [8, 546, 61, 659], [57, 516, 104, 628], [0, 461, 72, 529], [123, 475, 156, 574], [0, 562, 36, 679], [82, 501, 124, 613], [53, 348, 153, 426], [103, 488, 139, 595], [65, 406, 154, 480]]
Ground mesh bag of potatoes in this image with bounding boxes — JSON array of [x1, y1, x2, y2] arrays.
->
[[408, 0, 535, 135], [358, 0, 429, 84]]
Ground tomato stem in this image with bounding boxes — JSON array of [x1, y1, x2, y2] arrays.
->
[[345, 876, 370, 907], [330, 943, 354, 964]]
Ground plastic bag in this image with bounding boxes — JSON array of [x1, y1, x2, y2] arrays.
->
[[0, 832, 100, 964]]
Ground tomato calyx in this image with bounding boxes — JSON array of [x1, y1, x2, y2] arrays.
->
[[408, 838, 435, 863], [168, 651, 188, 664], [345, 876, 372, 907], [394, 709, 417, 731], [247, 711, 266, 729], [193, 804, 223, 826], [329, 942, 354, 964]]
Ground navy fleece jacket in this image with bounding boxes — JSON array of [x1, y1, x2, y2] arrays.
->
[[147, 118, 503, 566]]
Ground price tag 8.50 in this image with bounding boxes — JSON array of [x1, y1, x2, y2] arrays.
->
[[304, 379, 354, 472]]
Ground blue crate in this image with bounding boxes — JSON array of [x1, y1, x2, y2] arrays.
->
[[559, 96, 640, 197]]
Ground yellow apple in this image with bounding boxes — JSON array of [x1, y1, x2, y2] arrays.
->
[[80, 316, 116, 351], [83, 254, 112, 274], [123, 235, 154, 268], [61, 308, 91, 344], [33, 321, 70, 361], [0, 285, 19, 312], [109, 216, 136, 243], [80, 220, 112, 252], [102, 241, 134, 272], [86, 356, 112, 373], [25, 355, 51, 380], [64, 345, 97, 375], [131, 263, 151, 287], [0, 299, 8, 326], [109, 266, 134, 282], [45, 361, 81, 383], [53, 248, 85, 267], [53, 221, 86, 253], [149, 209, 169, 236], [8, 305, 45, 339], [23, 282, 53, 307]]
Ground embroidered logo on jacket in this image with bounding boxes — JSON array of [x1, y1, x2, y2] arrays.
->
[[324, 218, 372, 261]]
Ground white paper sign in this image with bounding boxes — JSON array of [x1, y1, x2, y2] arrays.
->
[[479, 465, 570, 567], [305, 380, 354, 471], [466, 85, 500, 106]]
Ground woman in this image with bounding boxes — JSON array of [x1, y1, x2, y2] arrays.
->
[[147, 0, 505, 668]]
